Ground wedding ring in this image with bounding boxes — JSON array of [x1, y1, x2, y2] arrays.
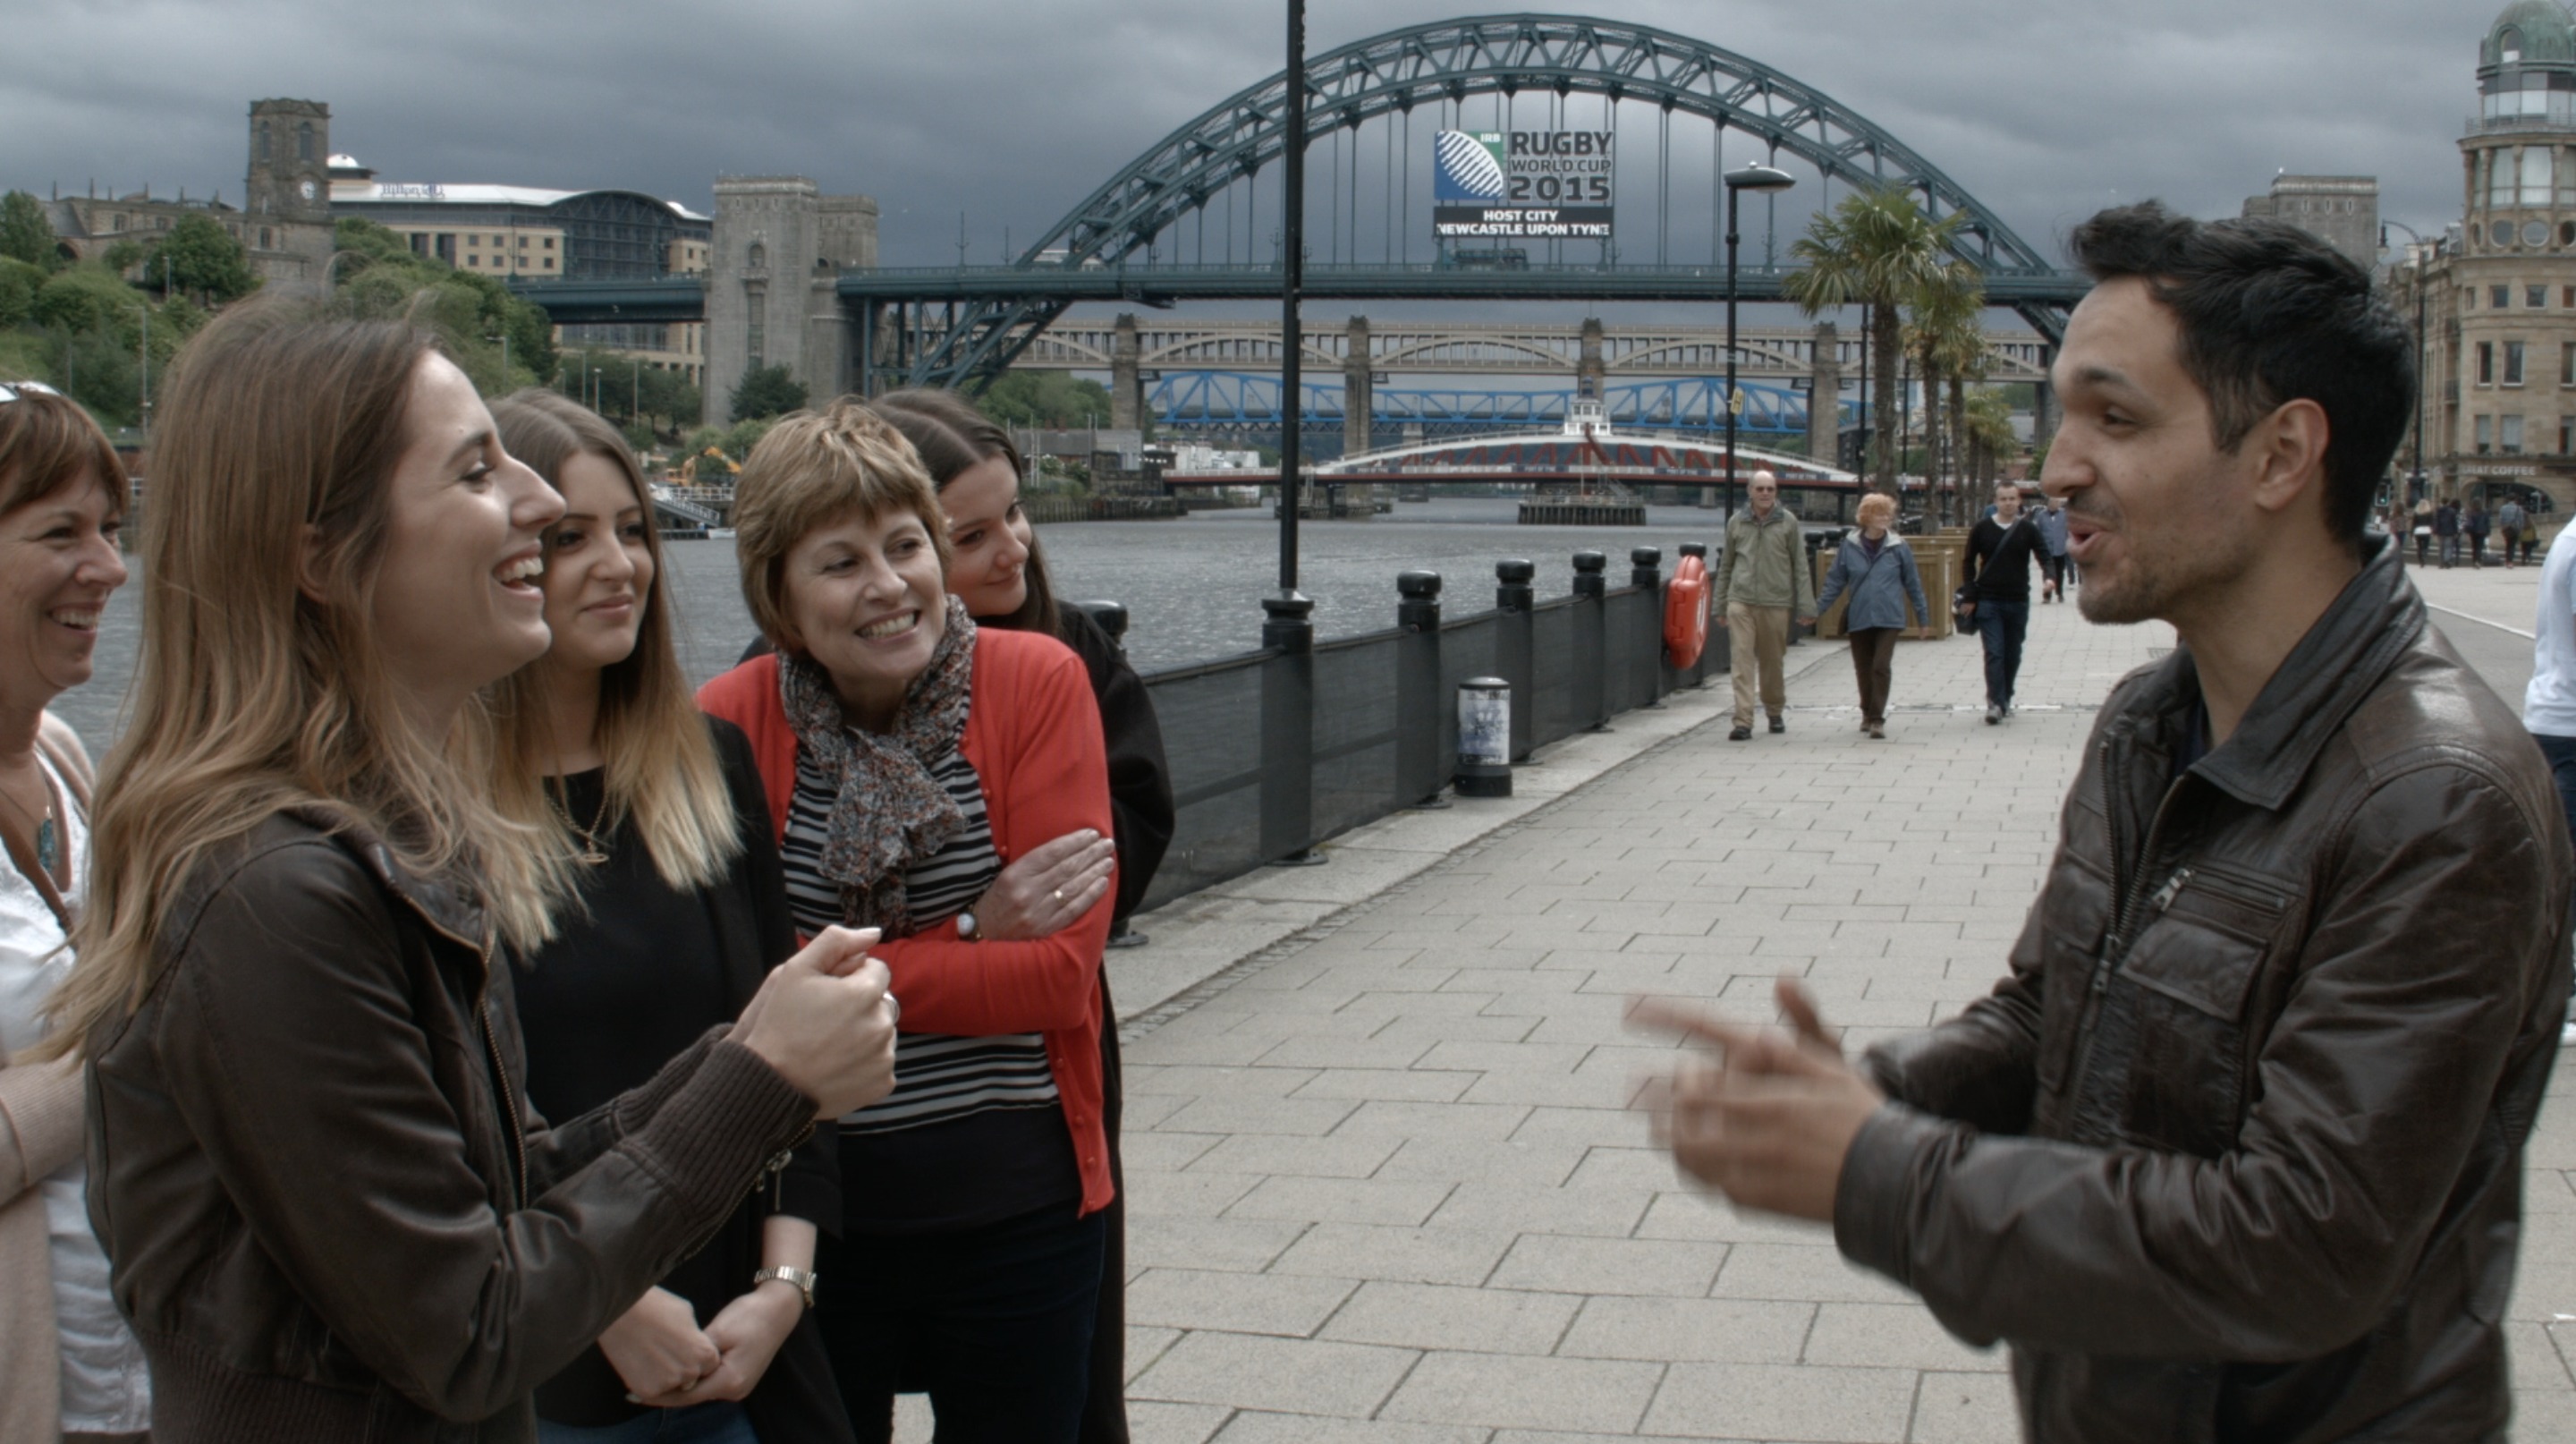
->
[[1052, 888, 1065, 903], [884, 990, 901, 1026]]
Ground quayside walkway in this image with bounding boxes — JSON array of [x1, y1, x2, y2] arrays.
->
[[903, 568, 2576, 1443]]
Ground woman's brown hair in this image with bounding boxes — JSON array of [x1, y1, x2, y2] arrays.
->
[[866, 387, 1063, 638], [733, 400, 951, 656], [486, 391, 737, 922], [0, 380, 126, 521], [43, 299, 557, 1057]]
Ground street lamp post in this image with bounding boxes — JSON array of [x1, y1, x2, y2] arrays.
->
[[2380, 221, 2432, 506], [1722, 163, 1795, 518]]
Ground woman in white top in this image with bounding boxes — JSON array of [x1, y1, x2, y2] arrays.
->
[[0, 378, 148, 1443]]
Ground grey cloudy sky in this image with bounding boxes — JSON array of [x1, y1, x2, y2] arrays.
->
[[0, 0, 2490, 276]]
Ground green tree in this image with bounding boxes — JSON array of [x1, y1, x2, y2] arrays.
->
[[1782, 185, 1970, 495], [33, 265, 143, 336], [730, 362, 806, 421], [1963, 387, 2019, 488], [0, 191, 55, 269], [0, 257, 45, 328], [145, 214, 259, 304], [331, 217, 557, 388], [976, 369, 1115, 429]]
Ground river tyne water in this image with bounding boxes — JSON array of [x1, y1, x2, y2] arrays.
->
[[53, 497, 1769, 755]]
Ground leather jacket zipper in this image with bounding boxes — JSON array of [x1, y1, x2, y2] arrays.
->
[[2069, 735, 2190, 1110], [473, 932, 530, 1213]]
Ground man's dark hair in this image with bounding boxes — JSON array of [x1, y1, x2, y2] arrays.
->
[[2068, 202, 2415, 548]]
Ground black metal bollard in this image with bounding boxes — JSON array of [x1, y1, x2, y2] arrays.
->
[[1495, 558, 1536, 761], [1260, 593, 1325, 866], [1572, 550, 1610, 732], [1675, 542, 1712, 688], [1631, 546, 1665, 709], [1395, 570, 1447, 809]]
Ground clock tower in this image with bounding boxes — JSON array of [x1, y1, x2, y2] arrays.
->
[[246, 98, 331, 226]]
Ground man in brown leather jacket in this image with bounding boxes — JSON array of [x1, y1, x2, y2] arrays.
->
[[1641, 203, 2572, 1441]]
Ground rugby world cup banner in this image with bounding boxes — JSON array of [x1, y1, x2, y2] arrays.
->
[[1432, 130, 1615, 240]]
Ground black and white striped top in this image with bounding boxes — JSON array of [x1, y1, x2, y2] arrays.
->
[[782, 739, 1060, 1136]]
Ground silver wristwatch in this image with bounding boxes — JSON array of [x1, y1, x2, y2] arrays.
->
[[751, 1264, 818, 1310], [956, 910, 979, 941]]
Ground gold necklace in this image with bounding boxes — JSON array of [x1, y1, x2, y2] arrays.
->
[[547, 778, 611, 866]]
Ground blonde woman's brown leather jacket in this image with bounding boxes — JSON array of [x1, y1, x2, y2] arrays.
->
[[1837, 538, 2572, 1442], [85, 811, 818, 1444]]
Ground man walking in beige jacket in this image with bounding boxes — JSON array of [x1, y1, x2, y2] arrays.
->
[[1715, 471, 1818, 739]]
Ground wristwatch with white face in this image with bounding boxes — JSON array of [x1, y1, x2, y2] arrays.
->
[[956, 910, 979, 941], [752, 1264, 818, 1310]]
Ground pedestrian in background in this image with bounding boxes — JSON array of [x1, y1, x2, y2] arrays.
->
[[2466, 498, 2490, 568], [2413, 495, 2436, 565], [0, 378, 149, 1444], [2499, 495, 2529, 567], [700, 402, 1120, 1444], [2034, 491, 2072, 602], [1813, 492, 1929, 739], [1962, 481, 2041, 723], [867, 386, 1174, 1444], [2436, 497, 2461, 567], [1714, 470, 1817, 741], [53, 305, 900, 1444], [487, 393, 855, 1444]]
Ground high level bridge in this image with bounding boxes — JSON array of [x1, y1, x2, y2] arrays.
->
[[513, 13, 2090, 453]]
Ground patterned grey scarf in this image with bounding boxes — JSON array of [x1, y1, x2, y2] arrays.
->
[[777, 595, 978, 935]]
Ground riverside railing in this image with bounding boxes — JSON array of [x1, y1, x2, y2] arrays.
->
[[1081, 543, 1728, 915]]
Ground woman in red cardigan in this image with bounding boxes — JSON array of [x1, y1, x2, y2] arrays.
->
[[697, 401, 1114, 1444]]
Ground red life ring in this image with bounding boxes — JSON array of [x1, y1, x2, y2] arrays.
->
[[1664, 554, 1710, 668]]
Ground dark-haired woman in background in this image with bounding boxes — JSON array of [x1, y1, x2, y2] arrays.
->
[[867, 387, 1173, 1444], [488, 392, 854, 1444]]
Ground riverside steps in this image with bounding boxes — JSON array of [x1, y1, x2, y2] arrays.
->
[[979, 571, 2576, 1444]]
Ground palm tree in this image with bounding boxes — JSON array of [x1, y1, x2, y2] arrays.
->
[[1962, 387, 2018, 491], [1783, 185, 1970, 495], [1908, 275, 1988, 524]]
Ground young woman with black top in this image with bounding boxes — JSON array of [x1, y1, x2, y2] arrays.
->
[[489, 393, 855, 1444], [865, 387, 1174, 1444], [1964, 481, 2043, 724]]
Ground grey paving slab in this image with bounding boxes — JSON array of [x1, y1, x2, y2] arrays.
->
[[1379, 1351, 1667, 1434], [1321, 1279, 1587, 1355], [1640, 1363, 1921, 1442], [1129, 1330, 1422, 1418]]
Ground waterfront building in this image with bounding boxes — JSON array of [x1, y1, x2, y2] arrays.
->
[[44, 98, 336, 285], [2389, 0, 2576, 514], [2241, 174, 2380, 272], [330, 154, 713, 386]]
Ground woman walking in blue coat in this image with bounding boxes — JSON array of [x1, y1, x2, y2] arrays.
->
[[1815, 493, 1931, 739]]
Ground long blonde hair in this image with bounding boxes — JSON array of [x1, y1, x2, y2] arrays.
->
[[43, 301, 557, 1058], [486, 392, 737, 929]]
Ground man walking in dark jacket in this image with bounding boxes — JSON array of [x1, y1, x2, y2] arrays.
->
[[1641, 203, 2570, 1443], [1963, 484, 2042, 722]]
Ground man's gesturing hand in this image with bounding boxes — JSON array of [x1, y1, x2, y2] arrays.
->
[[1628, 978, 1884, 1222], [731, 925, 899, 1119]]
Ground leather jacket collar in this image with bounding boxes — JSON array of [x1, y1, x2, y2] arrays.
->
[[2108, 532, 2426, 812]]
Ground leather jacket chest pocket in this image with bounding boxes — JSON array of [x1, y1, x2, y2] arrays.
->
[[2090, 865, 2292, 1157]]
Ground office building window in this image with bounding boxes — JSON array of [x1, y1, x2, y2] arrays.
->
[[518, 235, 529, 248], [544, 237, 555, 250], [2495, 285, 2513, 308], [2563, 342, 2576, 385], [2477, 415, 2494, 453], [2532, 285, 2549, 308], [2504, 414, 2527, 454], [2508, 341, 2528, 385], [467, 234, 479, 248], [2479, 342, 2496, 384], [544, 257, 555, 269], [2563, 417, 2574, 454]]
